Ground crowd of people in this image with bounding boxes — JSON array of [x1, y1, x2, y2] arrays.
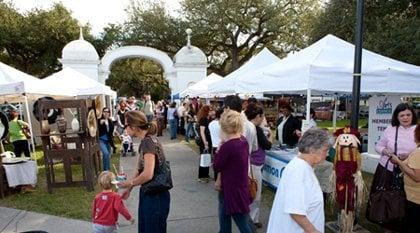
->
[[7, 93, 418, 233]]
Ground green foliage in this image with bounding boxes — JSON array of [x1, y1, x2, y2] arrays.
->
[[106, 58, 170, 100], [91, 23, 125, 57], [310, 0, 420, 66], [182, 0, 320, 73], [0, 2, 95, 78], [122, 0, 321, 75]]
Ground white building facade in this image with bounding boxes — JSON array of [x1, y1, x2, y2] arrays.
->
[[59, 28, 207, 96]]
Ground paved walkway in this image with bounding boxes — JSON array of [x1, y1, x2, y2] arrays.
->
[[0, 133, 271, 233]]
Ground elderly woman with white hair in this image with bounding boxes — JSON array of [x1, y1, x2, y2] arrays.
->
[[267, 128, 332, 233]]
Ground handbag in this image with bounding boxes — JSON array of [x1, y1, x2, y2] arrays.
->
[[249, 162, 258, 201], [141, 137, 173, 194], [366, 127, 405, 224], [200, 149, 211, 167], [366, 158, 406, 224]]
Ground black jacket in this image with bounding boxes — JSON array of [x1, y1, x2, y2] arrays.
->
[[256, 126, 272, 150], [276, 115, 301, 147], [98, 118, 114, 142]]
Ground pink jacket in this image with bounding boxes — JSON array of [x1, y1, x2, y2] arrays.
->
[[375, 125, 417, 171]]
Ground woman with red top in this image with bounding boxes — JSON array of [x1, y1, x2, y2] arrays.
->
[[92, 171, 134, 233], [213, 109, 256, 233]]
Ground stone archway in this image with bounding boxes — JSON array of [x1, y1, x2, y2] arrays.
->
[[98, 46, 176, 91]]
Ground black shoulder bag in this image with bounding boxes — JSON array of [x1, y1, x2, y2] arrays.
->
[[141, 137, 173, 194], [366, 127, 406, 224]]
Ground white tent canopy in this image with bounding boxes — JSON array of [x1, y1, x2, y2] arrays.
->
[[0, 62, 71, 156], [180, 73, 223, 98], [0, 62, 68, 102], [41, 67, 116, 98], [235, 34, 420, 95], [207, 48, 281, 94]]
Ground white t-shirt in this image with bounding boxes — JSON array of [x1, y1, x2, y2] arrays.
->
[[308, 118, 317, 129], [241, 112, 258, 154], [267, 157, 324, 233], [167, 108, 176, 120], [277, 116, 289, 145], [121, 134, 132, 144], [143, 100, 154, 115], [208, 120, 221, 148]]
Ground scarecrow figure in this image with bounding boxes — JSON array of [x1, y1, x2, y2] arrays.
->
[[332, 127, 365, 233]]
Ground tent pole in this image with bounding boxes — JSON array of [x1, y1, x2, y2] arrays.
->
[[306, 89, 311, 121], [351, 0, 365, 129], [333, 96, 338, 132], [108, 96, 112, 117], [24, 95, 36, 156]]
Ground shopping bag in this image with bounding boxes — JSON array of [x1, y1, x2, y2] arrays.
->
[[200, 151, 211, 167]]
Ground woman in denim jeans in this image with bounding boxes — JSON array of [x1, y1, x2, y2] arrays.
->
[[167, 102, 178, 140], [98, 107, 114, 171], [119, 110, 171, 233]]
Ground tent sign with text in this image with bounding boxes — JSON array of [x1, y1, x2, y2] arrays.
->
[[367, 95, 401, 154]]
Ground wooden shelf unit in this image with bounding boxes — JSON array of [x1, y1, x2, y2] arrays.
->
[[37, 99, 100, 193]]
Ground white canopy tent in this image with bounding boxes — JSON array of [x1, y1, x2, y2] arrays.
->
[[179, 73, 223, 98], [207, 48, 281, 95], [235, 34, 420, 95], [41, 67, 116, 98], [0, 62, 74, 155], [0, 62, 70, 102], [233, 34, 420, 122]]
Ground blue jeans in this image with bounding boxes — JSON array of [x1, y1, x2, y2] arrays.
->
[[99, 139, 111, 171], [92, 223, 117, 233], [185, 122, 194, 141], [169, 119, 177, 139], [139, 189, 170, 233], [218, 192, 255, 233]]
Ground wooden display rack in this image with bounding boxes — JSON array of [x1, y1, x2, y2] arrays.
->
[[38, 99, 100, 193]]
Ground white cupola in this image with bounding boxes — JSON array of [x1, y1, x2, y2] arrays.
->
[[172, 29, 207, 95], [174, 28, 207, 67], [59, 27, 100, 81]]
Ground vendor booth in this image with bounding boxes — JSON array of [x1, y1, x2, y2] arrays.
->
[[231, 35, 420, 187]]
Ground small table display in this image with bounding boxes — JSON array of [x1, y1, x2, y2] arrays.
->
[[2, 157, 37, 187]]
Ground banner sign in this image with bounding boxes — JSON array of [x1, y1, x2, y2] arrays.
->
[[262, 151, 292, 189], [367, 95, 401, 154]]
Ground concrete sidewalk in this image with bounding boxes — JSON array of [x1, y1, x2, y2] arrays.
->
[[0, 206, 91, 233], [0, 134, 271, 233]]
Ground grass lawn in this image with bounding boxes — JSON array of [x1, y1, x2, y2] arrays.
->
[[317, 118, 368, 131], [0, 144, 120, 221]]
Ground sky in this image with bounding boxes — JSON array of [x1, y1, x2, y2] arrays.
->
[[11, 0, 181, 35]]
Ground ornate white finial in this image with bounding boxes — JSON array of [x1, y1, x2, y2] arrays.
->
[[186, 28, 192, 48], [78, 23, 84, 40]]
